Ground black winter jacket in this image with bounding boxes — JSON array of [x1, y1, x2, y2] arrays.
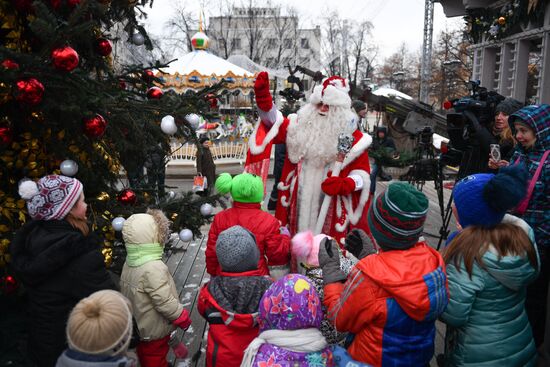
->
[[10, 220, 116, 367]]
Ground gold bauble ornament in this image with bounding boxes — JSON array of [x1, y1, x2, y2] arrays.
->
[[498, 17, 506, 25], [102, 247, 113, 267], [97, 192, 110, 201]]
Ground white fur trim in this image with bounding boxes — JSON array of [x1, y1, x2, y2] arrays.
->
[[248, 110, 284, 155], [321, 85, 351, 107], [341, 169, 371, 226], [341, 133, 372, 170], [280, 194, 291, 208], [309, 86, 322, 105], [348, 174, 363, 190], [335, 214, 348, 233], [277, 170, 295, 191]]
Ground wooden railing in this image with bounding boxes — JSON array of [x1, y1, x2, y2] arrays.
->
[[168, 140, 249, 166]]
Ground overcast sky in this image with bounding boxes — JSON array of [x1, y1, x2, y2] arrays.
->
[[142, 0, 463, 62]]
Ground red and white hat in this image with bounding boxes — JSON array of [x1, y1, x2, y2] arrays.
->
[[309, 76, 351, 107], [18, 175, 83, 220]]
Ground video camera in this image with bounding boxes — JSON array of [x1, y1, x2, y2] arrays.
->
[[279, 65, 325, 103]]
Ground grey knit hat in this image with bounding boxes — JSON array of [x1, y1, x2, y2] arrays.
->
[[216, 225, 260, 273], [352, 100, 367, 113], [495, 98, 523, 116]]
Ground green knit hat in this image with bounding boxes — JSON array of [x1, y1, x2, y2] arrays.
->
[[215, 172, 264, 203], [367, 182, 428, 250]]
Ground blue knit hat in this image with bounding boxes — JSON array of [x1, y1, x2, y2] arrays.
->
[[453, 165, 528, 228]]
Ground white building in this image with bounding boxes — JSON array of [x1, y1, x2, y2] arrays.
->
[[438, 0, 550, 104], [207, 7, 322, 92]]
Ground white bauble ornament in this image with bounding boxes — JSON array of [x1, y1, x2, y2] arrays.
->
[[160, 115, 177, 135], [168, 191, 176, 199], [132, 33, 145, 46], [185, 113, 200, 129], [111, 217, 126, 231], [200, 203, 213, 216], [178, 228, 193, 242], [60, 160, 78, 176]]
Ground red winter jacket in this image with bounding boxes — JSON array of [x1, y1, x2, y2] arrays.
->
[[206, 202, 290, 276], [198, 278, 269, 367]]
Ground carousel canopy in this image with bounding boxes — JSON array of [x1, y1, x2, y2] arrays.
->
[[162, 32, 253, 77]]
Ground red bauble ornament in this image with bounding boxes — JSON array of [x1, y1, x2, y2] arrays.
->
[[0, 126, 13, 146], [15, 78, 44, 105], [119, 79, 126, 89], [83, 114, 107, 138], [146, 87, 163, 99], [96, 38, 112, 56], [117, 189, 137, 205], [0, 275, 19, 295], [143, 70, 155, 81], [52, 46, 79, 72], [2, 59, 19, 70]]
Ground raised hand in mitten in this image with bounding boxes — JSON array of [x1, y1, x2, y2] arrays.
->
[[254, 71, 273, 112], [321, 176, 356, 196], [318, 237, 347, 284], [345, 228, 377, 260], [172, 309, 191, 330]]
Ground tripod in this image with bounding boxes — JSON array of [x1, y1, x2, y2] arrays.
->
[[406, 132, 447, 242]]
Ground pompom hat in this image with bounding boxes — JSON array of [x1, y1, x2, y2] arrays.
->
[[291, 231, 329, 267], [453, 165, 528, 228], [18, 175, 83, 220], [214, 172, 264, 203], [308, 76, 351, 108], [66, 290, 133, 356]]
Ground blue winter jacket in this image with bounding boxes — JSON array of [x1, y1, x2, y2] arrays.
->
[[440, 215, 539, 366]]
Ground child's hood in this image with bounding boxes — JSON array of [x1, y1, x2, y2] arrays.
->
[[509, 104, 550, 152], [356, 243, 448, 322], [481, 214, 539, 291], [122, 213, 159, 245]]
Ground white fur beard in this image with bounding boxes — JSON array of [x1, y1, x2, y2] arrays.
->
[[286, 104, 355, 166]]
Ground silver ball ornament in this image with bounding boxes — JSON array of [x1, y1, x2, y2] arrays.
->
[[111, 217, 126, 231], [132, 33, 145, 46], [200, 203, 214, 216], [185, 113, 200, 129], [168, 191, 176, 199], [178, 228, 193, 242], [160, 115, 177, 135], [60, 159, 78, 176]]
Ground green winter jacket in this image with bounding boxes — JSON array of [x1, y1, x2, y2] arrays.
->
[[441, 215, 539, 367]]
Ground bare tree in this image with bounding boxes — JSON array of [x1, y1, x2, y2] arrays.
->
[[269, 5, 299, 68], [321, 9, 343, 76], [164, 3, 199, 55], [348, 20, 376, 94], [208, 0, 238, 59]]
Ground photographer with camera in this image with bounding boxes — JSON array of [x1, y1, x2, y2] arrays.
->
[[369, 126, 396, 196]]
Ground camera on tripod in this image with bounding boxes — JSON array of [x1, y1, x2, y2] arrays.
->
[[442, 81, 505, 168]]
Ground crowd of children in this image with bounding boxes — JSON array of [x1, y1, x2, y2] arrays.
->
[[7, 102, 549, 367]]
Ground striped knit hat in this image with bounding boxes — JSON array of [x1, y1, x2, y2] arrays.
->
[[18, 175, 83, 221], [367, 182, 429, 250]]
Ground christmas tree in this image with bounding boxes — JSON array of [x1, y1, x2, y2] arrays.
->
[[0, 1, 222, 362]]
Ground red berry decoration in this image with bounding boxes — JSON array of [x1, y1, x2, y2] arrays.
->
[[2, 59, 19, 70], [146, 87, 163, 99], [0, 275, 19, 295], [83, 114, 107, 138], [117, 189, 137, 205], [52, 46, 79, 72], [96, 38, 112, 56], [15, 78, 44, 105]]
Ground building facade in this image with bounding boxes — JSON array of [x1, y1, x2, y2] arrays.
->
[[207, 7, 322, 92], [438, 0, 550, 104]]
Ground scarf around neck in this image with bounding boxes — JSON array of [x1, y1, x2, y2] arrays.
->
[[240, 328, 327, 367], [125, 243, 163, 267]]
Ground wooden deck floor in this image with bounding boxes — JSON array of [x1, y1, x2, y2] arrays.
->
[[164, 180, 457, 366]]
